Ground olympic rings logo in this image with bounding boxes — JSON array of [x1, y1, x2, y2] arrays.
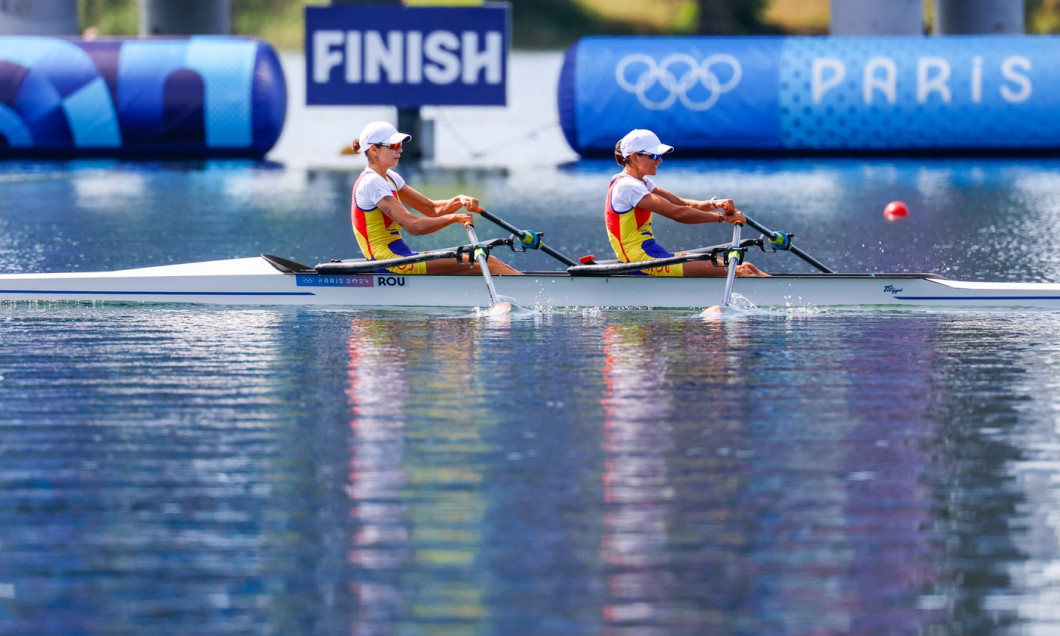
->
[[614, 53, 742, 111]]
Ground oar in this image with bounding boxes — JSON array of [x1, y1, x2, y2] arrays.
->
[[464, 222, 512, 316], [744, 215, 833, 273], [314, 238, 512, 274], [703, 222, 743, 316], [477, 208, 578, 267], [565, 239, 772, 276]]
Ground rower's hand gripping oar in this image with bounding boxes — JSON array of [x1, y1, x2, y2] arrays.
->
[[463, 222, 512, 316], [744, 215, 833, 273], [477, 209, 578, 267]]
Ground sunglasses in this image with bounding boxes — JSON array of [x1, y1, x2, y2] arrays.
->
[[373, 142, 403, 151], [636, 152, 662, 160]]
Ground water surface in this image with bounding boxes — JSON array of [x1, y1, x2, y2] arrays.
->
[[2, 51, 1060, 634]]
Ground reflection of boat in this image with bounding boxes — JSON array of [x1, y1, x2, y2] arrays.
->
[[2, 253, 1059, 310]]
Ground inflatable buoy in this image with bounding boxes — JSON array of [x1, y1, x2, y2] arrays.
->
[[0, 35, 286, 158], [883, 201, 909, 220]]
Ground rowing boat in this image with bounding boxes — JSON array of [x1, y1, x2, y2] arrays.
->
[[2, 211, 1058, 311], [0, 253, 1058, 310]]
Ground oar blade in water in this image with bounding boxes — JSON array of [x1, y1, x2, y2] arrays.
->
[[482, 301, 512, 317]]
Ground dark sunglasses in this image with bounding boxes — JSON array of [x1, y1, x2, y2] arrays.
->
[[373, 142, 403, 151], [636, 152, 662, 160]]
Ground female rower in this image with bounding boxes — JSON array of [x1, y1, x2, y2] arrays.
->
[[605, 129, 766, 277], [350, 121, 519, 275]]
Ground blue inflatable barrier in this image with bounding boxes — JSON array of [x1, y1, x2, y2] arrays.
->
[[558, 35, 1060, 155], [0, 36, 286, 158]]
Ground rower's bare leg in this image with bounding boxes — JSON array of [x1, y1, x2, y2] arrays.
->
[[681, 260, 727, 277], [736, 262, 768, 277], [486, 256, 520, 275], [680, 260, 768, 277]]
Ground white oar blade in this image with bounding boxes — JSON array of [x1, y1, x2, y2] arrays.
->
[[482, 301, 512, 317], [701, 305, 727, 319]]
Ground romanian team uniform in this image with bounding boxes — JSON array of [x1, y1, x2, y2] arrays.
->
[[604, 173, 683, 277], [351, 168, 426, 274]]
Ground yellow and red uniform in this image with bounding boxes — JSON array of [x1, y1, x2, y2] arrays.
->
[[351, 168, 426, 274], [604, 173, 683, 277]]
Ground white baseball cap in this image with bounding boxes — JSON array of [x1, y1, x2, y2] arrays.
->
[[358, 121, 412, 147], [619, 129, 674, 158]]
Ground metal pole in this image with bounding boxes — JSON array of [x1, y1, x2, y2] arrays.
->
[[331, 0, 431, 162], [830, 0, 924, 35], [0, 0, 78, 36], [935, 0, 1024, 34], [397, 108, 427, 163], [140, 0, 230, 36]]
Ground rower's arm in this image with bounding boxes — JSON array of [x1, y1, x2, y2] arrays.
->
[[654, 186, 736, 214], [637, 192, 728, 224], [398, 185, 479, 218], [378, 196, 470, 236]]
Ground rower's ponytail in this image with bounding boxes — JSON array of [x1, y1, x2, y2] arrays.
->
[[350, 139, 364, 155], [614, 141, 626, 167]]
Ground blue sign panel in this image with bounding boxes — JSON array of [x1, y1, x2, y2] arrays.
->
[[778, 36, 1053, 151], [305, 4, 508, 106], [558, 35, 1060, 155], [560, 37, 782, 153]]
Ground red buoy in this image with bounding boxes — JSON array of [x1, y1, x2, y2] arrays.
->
[[883, 201, 909, 220]]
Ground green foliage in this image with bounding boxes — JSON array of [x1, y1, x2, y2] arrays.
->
[[509, 0, 622, 49], [697, 0, 775, 35], [79, 0, 138, 34], [74, 0, 1056, 48], [1027, 0, 1060, 33]]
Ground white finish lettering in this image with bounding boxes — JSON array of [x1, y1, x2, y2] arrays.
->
[[917, 57, 951, 103], [345, 31, 361, 82], [1001, 56, 1032, 103], [406, 31, 423, 83], [312, 30, 344, 83], [312, 29, 504, 86], [364, 31, 403, 83], [424, 31, 461, 83], [461, 31, 503, 84]]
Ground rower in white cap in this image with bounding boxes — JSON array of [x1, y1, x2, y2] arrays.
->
[[349, 120, 519, 275], [604, 128, 766, 277]]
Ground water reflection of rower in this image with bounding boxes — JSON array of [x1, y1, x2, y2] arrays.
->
[[344, 314, 491, 634], [345, 317, 410, 635], [599, 321, 697, 630]]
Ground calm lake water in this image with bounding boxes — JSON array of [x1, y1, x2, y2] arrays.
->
[[3, 52, 1060, 635]]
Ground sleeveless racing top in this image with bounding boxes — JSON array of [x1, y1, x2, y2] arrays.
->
[[351, 171, 414, 260], [605, 174, 673, 262]]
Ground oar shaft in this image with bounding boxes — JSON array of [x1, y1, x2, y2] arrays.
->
[[721, 223, 741, 307], [744, 215, 833, 273], [465, 224, 502, 307], [478, 209, 578, 267]]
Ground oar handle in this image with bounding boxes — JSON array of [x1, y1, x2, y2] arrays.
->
[[744, 215, 833, 273], [478, 209, 578, 267]]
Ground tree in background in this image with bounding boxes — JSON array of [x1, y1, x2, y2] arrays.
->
[[79, 0, 137, 34], [73, 0, 1060, 46], [1027, 0, 1060, 32], [696, 0, 773, 34]]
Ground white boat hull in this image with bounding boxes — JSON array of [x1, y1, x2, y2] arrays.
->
[[2, 256, 1060, 310]]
